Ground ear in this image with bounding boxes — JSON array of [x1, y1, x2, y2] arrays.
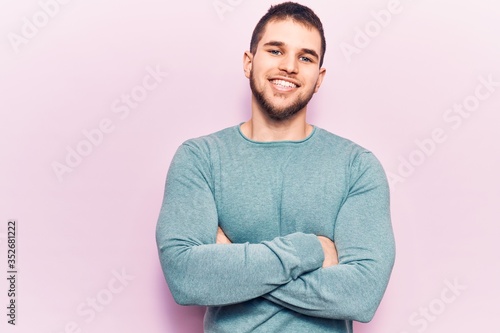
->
[[243, 51, 253, 79], [314, 67, 326, 93]]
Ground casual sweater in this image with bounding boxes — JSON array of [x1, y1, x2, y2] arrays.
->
[[156, 124, 395, 333]]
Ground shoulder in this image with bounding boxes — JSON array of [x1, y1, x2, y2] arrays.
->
[[314, 127, 386, 179], [182, 126, 236, 149], [174, 125, 237, 163], [314, 127, 372, 159]]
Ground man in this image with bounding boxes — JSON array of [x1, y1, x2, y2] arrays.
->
[[156, 2, 395, 332]]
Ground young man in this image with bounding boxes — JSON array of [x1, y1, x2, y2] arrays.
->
[[156, 2, 395, 332]]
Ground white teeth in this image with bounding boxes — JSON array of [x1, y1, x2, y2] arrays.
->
[[272, 79, 297, 88]]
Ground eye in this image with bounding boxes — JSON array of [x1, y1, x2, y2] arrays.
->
[[300, 56, 312, 63], [269, 49, 282, 55]]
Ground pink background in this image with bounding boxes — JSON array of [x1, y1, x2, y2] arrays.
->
[[1, 0, 499, 332]]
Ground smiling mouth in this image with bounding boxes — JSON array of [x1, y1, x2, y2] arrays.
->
[[270, 79, 299, 92]]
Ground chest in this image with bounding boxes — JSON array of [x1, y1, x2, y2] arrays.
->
[[214, 149, 348, 243]]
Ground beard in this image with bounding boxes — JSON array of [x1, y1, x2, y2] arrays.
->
[[249, 69, 316, 122]]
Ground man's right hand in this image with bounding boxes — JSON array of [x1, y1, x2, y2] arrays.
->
[[216, 227, 232, 244], [317, 236, 338, 268]]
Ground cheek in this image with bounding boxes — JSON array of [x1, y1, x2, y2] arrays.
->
[[307, 72, 321, 88], [252, 69, 269, 87]]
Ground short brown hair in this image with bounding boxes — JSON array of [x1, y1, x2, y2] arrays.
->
[[250, 2, 326, 67]]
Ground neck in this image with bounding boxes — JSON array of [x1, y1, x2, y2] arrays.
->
[[240, 104, 312, 142]]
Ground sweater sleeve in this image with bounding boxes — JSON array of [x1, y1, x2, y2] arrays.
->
[[156, 142, 324, 307], [261, 152, 396, 323]]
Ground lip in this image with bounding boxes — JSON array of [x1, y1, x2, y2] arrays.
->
[[269, 76, 301, 87], [269, 77, 301, 92]]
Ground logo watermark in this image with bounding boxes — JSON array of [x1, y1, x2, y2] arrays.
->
[[399, 278, 467, 333], [388, 74, 499, 190], [339, 0, 404, 63], [51, 65, 168, 182], [50, 268, 135, 333], [7, 0, 74, 54], [213, 0, 244, 21]]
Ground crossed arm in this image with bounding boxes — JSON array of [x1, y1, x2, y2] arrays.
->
[[217, 227, 339, 268], [157, 143, 330, 307], [156, 144, 395, 322]]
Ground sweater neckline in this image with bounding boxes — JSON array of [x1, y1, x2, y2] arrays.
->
[[236, 123, 317, 145]]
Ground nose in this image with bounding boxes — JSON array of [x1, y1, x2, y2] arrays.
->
[[278, 54, 298, 74]]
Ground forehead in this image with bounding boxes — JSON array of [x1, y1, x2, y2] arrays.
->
[[258, 18, 322, 52]]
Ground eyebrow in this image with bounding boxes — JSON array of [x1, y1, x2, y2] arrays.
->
[[263, 41, 319, 60]]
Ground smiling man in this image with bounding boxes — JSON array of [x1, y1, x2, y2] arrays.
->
[[156, 2, 395, 332]]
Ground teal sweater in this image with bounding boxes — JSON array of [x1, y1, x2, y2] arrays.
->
[[156, 124, 395, 333]]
